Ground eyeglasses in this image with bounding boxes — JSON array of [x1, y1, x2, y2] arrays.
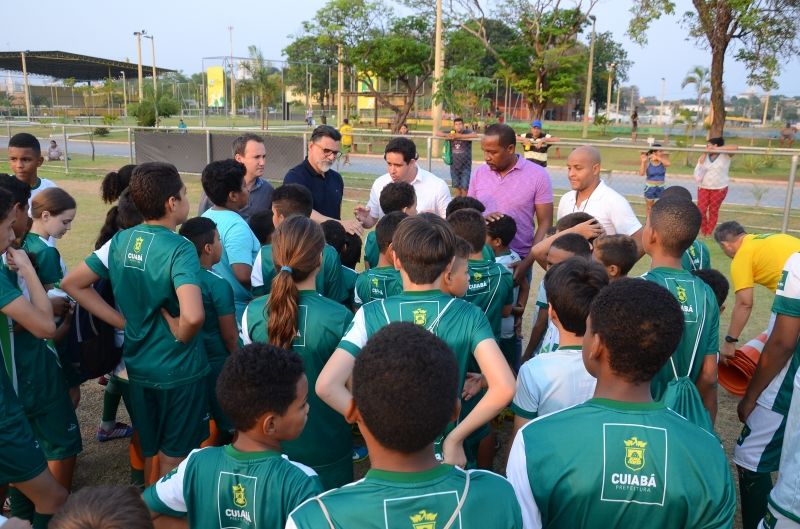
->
[[314, 143, 341, 160]]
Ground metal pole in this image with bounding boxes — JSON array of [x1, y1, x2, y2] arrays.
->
[[337, 46, 344, 124], [605, 63, 615, 117], [20, 52, 32, 121], [762, 92, 770, 127], [615, 86, 621, 122], [146, 35, 158, 126], [303, 132, 309, 156], [128, 128, 134, 163], [206, 130, 212, 164], [581, 16, 597, 138], [62, 125, 69, 174], [229, 26, 236, 118], [782, 155, 799, 233], [426, 136, 433, 171], [121, 71, 128, 119], [134, 31, 144, 102], [430, 0, 444, 152]]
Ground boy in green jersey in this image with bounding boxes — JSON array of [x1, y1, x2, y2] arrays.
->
[[445, 196, 495, 261], [593, 234, 639, 281], [7, 133, 58, 208], [287, 322, 522, 529], [440, 237, 471, 298], [63, 162, 208, 482], [251, 184, 347, 303], [179, 217, 239, 439], [660, 186, 712, 272], [144, 343, 322, 529], [317, 214, 515, 468], [507, 278, 736, 529], [354, 212, 406, 306], [363, 182, 417, 269], [642, 197, 720, 422]]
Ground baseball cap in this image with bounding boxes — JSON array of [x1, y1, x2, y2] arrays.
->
[[531, 120, 543, 128]]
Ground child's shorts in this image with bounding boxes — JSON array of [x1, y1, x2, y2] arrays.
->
[[644, 184, 665, 200], [28, 396, 83, 460], [734, 403, 787, 473], [0, 414, 48, 483]]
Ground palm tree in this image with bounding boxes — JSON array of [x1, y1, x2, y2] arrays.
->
[[239, 45, 282, 130], [681, 66, 710, 124]]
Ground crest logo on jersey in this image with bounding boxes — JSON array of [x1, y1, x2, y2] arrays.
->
[[410, 510, 438, 529], [688, 245, 696, 258], [232, 484, 247, 507], [473, 271, 483, 282], [372, 277, 379, 287], [124, 230, 154, 271], [624, 436, 647, 471], [413, 308, 427, 326], [676, 285, 687, 304], [133, 236, 144, 253]]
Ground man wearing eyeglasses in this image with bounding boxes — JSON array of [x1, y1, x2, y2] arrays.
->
[[284, 125, 363, 235]]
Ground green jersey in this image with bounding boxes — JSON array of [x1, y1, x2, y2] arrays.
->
[[22, 233, 65, 286], [199, 268, 236, 365], [506, 398, 736, 529], [353, 266, 403, 306], [0, 268, 21, 392], [144, 445, 322, 529], [481, 243, 495, 261], [464, 259, 514, 339], [286, 465, 522, 529], [251, 244, 347, 303], [642, 268, 719, 400], [341, 266, 358, 307], [86, 224, 209, 389], [364, 231, 379, 269], [682, 240, 711, 272], [241, 291, 353, 469]]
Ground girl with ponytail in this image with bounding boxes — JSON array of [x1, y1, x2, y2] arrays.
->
[[241, 215, 354, 490]]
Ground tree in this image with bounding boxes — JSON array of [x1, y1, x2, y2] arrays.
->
[[239, 45, 283, 130], [589, 32, 632, 113], [432, 66, 494, 119], [445, 19, 518, 80], [628, 0, 800, 136], [681, 66, 710, 124], [284, 36, 338, 112]]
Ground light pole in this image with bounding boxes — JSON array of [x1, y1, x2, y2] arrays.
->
[[120, 71, 128, 119], [133, 31, 145, 102], [605, 62, 616, 118], [659, 77, 666, 125], [144, 34, 158, 125], [228, 26, 236, 117], [431, 0, 444, 151], [581, 15, 597, 139]]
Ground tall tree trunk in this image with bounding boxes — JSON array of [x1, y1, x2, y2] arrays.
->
[[709, 43, 727, 138]]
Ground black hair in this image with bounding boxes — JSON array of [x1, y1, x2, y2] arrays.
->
[[216, 343, 305, 431], [353, 322, 458, 453], [594, 234, 639, 276], [556, 212, 595, 232], [342, 118, 349, 124], [707, 137, 725, 147], [101, 165, 136, 204], [379, 182, 416, 214], [0, 173, 31, 206], [589, 278, 683, 383], [95, 189, 144, 249], [484, 123, 517, 148], [272, 184, 313, 218], [8, 132, 41, 156], [232, 133, 265, 157], [445, 196, 486, 217], [660, 186, 693, 202], [546, 226, 557, 237], [384, 137, 418, 163], [453, 236, 472, 260], [128, 162, 184, 220], [311, 125, 342, 143], [201, 159, 246, 207], [692, 268, 730, 308], [713, 221, 746, 244], [649, 197, 701, 256], [341, 232, 362, 269], [447, 208, 486, 254], [178, 217, 217, 258], [486, 215, 517, 248], [375, 211, 408, 253], [0, 187, 15, 220], [321, 220, 346, 253], [248, 210, 274, 246], [392, 214, 456, 284], [454, 117, 464, 124], [551, 233, 592, 258], [545, 257, 609, 335]]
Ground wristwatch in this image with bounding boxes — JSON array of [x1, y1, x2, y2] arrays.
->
[[724, 335, 739, 344]]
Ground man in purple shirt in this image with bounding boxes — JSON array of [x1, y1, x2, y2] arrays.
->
[[469, 123, 554, 270]]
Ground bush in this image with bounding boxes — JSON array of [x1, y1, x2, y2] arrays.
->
[[127, 95, 180, 127], [93, 127, 110, 136]]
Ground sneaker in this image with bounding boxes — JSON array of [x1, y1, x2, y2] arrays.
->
[[97, 422, 134, 442], [352, 445, 369, 462], [97, 375, 109, 386]]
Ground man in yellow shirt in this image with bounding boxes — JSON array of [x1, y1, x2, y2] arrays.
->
[[339, 119, 353, 165], [714, 221, 800, 359]]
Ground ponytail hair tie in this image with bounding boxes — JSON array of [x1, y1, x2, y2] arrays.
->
[[280, 265, 293, 273]]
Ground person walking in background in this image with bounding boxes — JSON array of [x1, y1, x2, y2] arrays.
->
[[339, 118, 353, 165], [631, 107, 639, 142], [694, 137, 738, 237]]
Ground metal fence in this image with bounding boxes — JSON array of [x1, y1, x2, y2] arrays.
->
[[1, 121, 798, 236]]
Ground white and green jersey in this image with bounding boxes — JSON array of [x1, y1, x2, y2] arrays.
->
[[251, 244, 348, 304], [341, 266, 358, 307], [507, 398, 736, 529], [682, 240, 711, 272], [86, 224, 209, 388], [512, 346, 596, 419], [286, 465, 522, 529], [143, 445, 322, 529], [464, 259, 514, 340], [22, 233, 66, 287], [495, 250, 521, 339], [534, 281, 558, 355], [353, 266, 403, 306], [767, 369, 800, 524], [241, 291, 353, 470], [363, 231, 379, 269], [642, 268, 720, 400], [199, 268, 236, 366]]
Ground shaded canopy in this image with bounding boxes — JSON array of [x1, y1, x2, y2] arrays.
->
[[0, 51, 174, 82]]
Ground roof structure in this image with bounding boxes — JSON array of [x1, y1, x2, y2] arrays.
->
[[0, 51, 175, 82]]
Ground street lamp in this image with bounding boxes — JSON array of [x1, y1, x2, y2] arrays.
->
[[143, 34, 158, 126], [606, 62, 616, 119], [581, 15, 597, 139], [120, 71, 128, 119], [133, 30, 145, 102]]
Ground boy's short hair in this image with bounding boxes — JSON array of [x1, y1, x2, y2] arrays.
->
[[310, 125, 342, 143], [8, 132, 41, 155], [248, 210, 274, 245], [445, 196, 485, 217], [128, 162, 184, 220], [392, 214, 456, 284], [453, 236, 472, 260], [545, 257, 609, 335], [216, 343, 305, 431], [713, 221, 746, 244], [589, 278, 683, 383], [551, 233, 592, 258], [0, 187, 16, 220], [179, 217, 217, 258], [454, 117, 464, 124], [341, 232, 362, 269], [649, 197, 701, 256], [707, 137, 725, 147], [692, 268, 730, 308], [384, 137, 418, 163], [375, 211, 408, 253], [379, 182, 416, 214], [486, 215, 517, 247], [321, 220, 346, 253], [556, 212, 595, 232], [50, 485, 153, 529], [594, 234, 639, 276], [272, 184, 313, 218], [201, 159, 246, 207], [447, 208, 486, 253], [0, 173, 31, 206], [232, 133, 264, 157], [353, 322, 458, 453], [484, 123, 517, 148], [660, 186, 693, 202], [546, 226, 557, 237]]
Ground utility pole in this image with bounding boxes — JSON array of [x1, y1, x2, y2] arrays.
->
[[20, 51, 31, 121], [133, 31, 145, 102], [144, 34, 158, 125], [228, 26, 236, 117], [337, 46, 344, 124], [581, 15, 597, 138], [431, 0, 444, 151], [121, 71, 128, 118], [762, 92, 770, 127], [605, 62, 616, 118], [615, 86, 621, 122]]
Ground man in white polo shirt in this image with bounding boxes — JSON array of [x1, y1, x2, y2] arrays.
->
[[354, 137, 451, 228]]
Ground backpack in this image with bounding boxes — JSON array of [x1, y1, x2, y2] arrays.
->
[[443, 139, 452, 165], [68, 278, 122, 379]]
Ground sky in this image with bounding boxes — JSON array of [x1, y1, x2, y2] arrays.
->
[[3, 0, 799, 99]]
